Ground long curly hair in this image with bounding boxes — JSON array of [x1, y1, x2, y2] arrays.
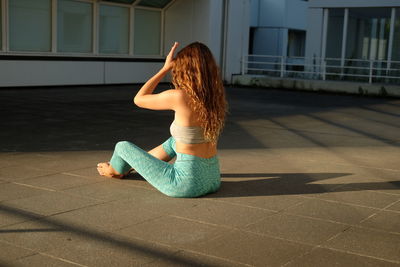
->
[[172, 42, 227, 143]]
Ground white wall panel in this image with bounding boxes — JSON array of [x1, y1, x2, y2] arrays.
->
[[223, 0, 250, 81], [0, 60, 103, 86], [258, 0, 284, 27], [305, 8, 323, 59], [164, 0, 196, 53], [286, 0, 307, 30], [105, 61, 163, 84], [0, 60, 163, 87]]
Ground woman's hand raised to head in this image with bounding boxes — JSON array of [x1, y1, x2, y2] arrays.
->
[[162, 42, 179, 72]]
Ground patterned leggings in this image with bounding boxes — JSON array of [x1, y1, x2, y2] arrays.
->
[[109, 137, 221, 198]]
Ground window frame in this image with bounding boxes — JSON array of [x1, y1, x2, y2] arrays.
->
[[0, 0, 165, 60], [133, 6, 163, 57], [56, 0, 94, 54]]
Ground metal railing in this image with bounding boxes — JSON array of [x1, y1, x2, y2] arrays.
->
[[242, 55, 400, 85]]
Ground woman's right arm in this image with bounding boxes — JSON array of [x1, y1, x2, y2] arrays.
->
[[133, 42, 179, 110]]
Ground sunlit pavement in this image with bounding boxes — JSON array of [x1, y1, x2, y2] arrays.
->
[[0, 85, 399, 266]]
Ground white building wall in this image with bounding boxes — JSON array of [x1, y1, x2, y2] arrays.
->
[[258, 0, 285, 27], [286, 0, 308, 30], [0, 61, 104, 87], [0, 60, 163, 87], [223, 0, 250, 81], [164, 0, 223, 61], [305, 0, 400, 59], [250, 0, 259, 27], [0, 0, 250, 87], [305, 8, 323, 59], [164, 0, 250, 83], [250, 0, 307, 57]]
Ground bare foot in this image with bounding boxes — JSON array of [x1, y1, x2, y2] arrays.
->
[[97, 162, 124, 179]]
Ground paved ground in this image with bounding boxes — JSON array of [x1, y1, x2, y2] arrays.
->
[[0, 85, 399, 267]]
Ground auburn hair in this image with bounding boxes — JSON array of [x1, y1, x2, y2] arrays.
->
[[172, 42, 227, 143]]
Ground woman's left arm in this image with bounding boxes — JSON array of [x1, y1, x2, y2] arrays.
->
[[134, 42, 179, 110]]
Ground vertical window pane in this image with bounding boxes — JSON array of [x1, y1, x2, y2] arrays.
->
[[134, 8, 160, 55], [346, 8, 391, 60], [0, 2, 2, 50], [287, 30, 306, 57], [99, 4, 129, 54], [58, 0, 92, 53], [393, 8, 400, 61], [9, 0, 51, 52], [326, 9, 344, 59]]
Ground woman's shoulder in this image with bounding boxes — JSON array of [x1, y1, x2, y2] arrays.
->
[[164, 88, 184, 98], [162, 89, 189, 111]]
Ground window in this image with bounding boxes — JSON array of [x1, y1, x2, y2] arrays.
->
[[57, 0, 92, 53], [326, 9, 344, 59], [346, 8, 391, 60], [134, 8, 161, 55], [9, 0, 51, 52], [287, 29, 306, 57], [0, 1, 2, 50], [393, 8, 400, 61], [99, 4, 129, 54]]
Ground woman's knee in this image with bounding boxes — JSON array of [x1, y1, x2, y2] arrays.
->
[[115, 141, 132, 151]]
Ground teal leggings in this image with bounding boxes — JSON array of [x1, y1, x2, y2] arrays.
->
[[109, 137, 221, 198]]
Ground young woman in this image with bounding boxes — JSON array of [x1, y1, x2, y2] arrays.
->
[[97, 42, 227, 198]]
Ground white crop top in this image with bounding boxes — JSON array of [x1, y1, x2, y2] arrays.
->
[[170, 120, 208, 144]]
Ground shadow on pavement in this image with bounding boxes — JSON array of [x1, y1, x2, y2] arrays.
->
[[205, 172, 400, 198], [0, 204, 216, 267]]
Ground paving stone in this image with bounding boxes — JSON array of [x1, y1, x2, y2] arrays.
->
[[15, 253, 80, 267], [286, 247, 400, 267], [62, 180, 153, 201], [285, 198, 378, 225], [0, 183, 49, 202], [0, 158, 14, 168], [1, 85, 400, 266], [324, 226, 400, 263], [23, 158, 96, 173], [210, 171, 335, 198], [359, 210, 400, 234], [0, 240, 36, 262], [123, 190, 204, 215], [116, 215, 230, 249], [334, 173, 400, 196], [50, 198, 162, 232], [386, 201, 400, 212], [314, 184, 400, 209], [0, 219, 77, 253], [0, 165, 59, 181], [169, 199, 276, 229], [19, 172, 104, 191], [244, 212, 348, 245], [112, 174, 157, 190], [0, 152, 59, 162], [188, 229, 313, 266], [0, 205, 42, 228], [209, 194, 307, 212], [144, 250, 246, 267], [3, 191, 103, 216], [45, 232, 179, 267], [62, 166, 109, 179]]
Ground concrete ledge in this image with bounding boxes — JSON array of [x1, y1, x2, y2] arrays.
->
[[232, 75, 400, 97]]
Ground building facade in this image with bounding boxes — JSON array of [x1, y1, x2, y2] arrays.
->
[[249, 0, 308, 58], [306, 0, 400, 83], [0, 0, 250, 87]]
